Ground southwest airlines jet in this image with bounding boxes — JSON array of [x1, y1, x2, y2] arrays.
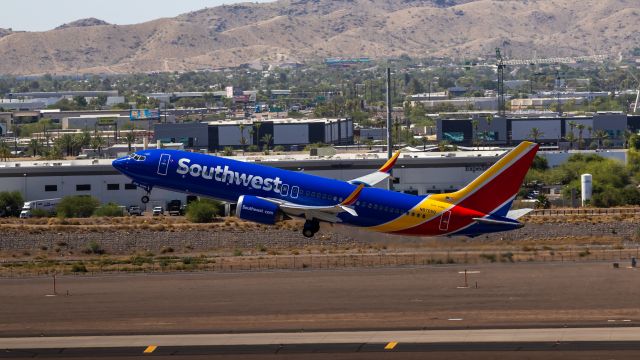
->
[[112, 141, 538, 238]]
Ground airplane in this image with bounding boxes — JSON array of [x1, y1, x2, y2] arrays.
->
[[112, 141, 539, 238]]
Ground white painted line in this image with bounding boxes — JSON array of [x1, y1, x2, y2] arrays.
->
[[448, 318, 464, 321], [458, 271, 480, 274]]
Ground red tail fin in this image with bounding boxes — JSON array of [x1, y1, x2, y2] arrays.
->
[[435, 141, 539, 214]]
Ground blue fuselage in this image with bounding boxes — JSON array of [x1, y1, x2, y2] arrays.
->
[[113, 149, 422, 228]]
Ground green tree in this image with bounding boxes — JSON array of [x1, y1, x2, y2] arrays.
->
[[185, 199, 222, 223], [528, 127, 544, 143], [0, 191, 24, 217], [57, 196, 100, 218], [261, 133, 273, 154], [592, 129, 608, 149], [91, 133, 105, 157], [124, 131, 136, 152], [0, 141, 11, 161]]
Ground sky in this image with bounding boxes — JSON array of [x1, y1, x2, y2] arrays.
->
[[1, 0, 274, 32]]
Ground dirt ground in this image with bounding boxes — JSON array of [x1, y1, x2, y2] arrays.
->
[[1, 262, 639, 337]]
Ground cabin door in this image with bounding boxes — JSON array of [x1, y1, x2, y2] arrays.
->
[[157, 154, 171, 176], [438, 210, 452, 231]]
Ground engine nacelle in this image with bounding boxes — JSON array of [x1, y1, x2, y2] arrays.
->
[[235, 195, 282, 225]]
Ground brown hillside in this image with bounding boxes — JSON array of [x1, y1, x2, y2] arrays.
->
[[0, 0, 636, 75]]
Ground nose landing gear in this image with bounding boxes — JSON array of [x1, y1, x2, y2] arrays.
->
[[132, 182, 153, 204], [302, 219, 320, 238]]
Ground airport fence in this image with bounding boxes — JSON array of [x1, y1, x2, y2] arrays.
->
[[529, 207, 640, 216], [2, 246, 640, 277]]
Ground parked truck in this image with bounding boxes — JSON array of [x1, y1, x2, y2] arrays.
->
[[167, 200, 184, 216], [19, 198, 61, 218]]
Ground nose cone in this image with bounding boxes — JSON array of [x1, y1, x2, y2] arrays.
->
[[112, 157, 129, 173]]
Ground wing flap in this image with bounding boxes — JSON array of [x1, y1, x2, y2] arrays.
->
[[258, 184, 365, 223]]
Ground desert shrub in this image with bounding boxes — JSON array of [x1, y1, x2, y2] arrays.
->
[[480, 253, 497, 263], [84, 241, 105, 255], [94, 203, 124, 217], [71, 263, 87, 273], [30, 208, 54, 218], [57, 196, 99, 218], [186, 199, 222, 223], [0, 191, 24, 217]]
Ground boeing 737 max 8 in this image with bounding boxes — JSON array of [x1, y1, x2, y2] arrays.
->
[[112, 141, 539, 238]]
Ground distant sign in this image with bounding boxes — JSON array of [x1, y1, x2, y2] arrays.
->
[[97, 117, 117, 126], [130, 109, 159, 120]]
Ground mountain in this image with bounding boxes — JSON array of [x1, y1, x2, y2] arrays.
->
[[55, 18, 111, 30], [0, 0, 636, 75]]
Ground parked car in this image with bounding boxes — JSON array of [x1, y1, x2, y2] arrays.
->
[[128, 205, 143, 216], [152, 206, 164, 216]]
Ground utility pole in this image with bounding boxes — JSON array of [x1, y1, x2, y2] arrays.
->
[[386, 68, 394, 191]]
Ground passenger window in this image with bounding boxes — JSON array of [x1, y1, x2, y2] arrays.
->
[[333, 196, 338, 201], [281, 184, 289, 196], [311, 192, 316, 197]]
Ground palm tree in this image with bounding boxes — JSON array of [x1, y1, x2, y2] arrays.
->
[[0, 141, 10, 161], [28, 138, 41, 157], [593, 129, 609, 149], [565, 132, 576, 149], [576, 123, 585, 149], [261, 133, 273, 154], [528, 127, 544, 143], [623, 129, 633, 149], [125, 131, 136, 152], [421, 136, 428, 151], [91, 133, 105, 157], [586, 125, 593, 141], [238, 124, 247, 155], [471, 119, 479, 149], [58, 134, 74, 157], [567, 121, 577, 149], [254, 122, 262, 149]]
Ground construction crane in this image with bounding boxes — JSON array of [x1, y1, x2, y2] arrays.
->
[[626, 69, 640, 113], [495, 48, 506, 117], [491, 49, 608, 117]]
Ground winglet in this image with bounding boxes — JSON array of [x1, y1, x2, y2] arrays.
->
[[341, 183, 365, 206], [378, 150, 401, 174]]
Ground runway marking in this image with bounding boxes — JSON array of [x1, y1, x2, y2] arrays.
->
[[448, 318, 464, 321], [384, 342, 398, 350], [143, 345, 157, 354], [458, 271, 480, 274]]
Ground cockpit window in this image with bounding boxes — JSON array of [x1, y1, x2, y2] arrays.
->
[[129, 154, 146, 161]]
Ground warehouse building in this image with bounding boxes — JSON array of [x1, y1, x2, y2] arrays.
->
[[155, 118, 353, 151], [437, 112, 628, 147]]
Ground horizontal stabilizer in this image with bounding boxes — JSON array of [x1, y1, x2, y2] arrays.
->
[[507, 208, 534, 220], [472, 217, 524, 228]]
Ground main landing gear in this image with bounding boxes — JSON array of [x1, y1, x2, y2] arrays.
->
[[302, 219, 320, 238]]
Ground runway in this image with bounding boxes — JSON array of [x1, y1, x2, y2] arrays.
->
[[4, 327, 640, 348], [3, 262, 640, 337], [3, 328, 640, 359]]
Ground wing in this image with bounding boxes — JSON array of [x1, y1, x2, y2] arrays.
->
[[259, 184, 365, 223], [349, 151, 401, 187]]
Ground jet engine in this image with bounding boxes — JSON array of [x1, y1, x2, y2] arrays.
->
[[235, 195, 283, 225]]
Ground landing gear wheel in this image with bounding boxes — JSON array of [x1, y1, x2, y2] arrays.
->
[[141, 195, 150, 204], [303, 228, 315, 238], [302, 219, 320, 238]]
